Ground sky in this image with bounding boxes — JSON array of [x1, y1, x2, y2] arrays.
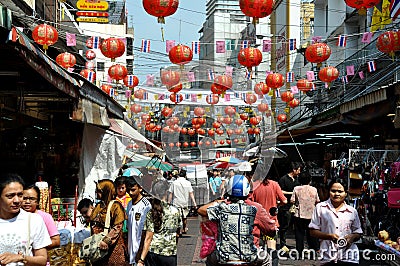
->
[[126, 1, 207, 83]]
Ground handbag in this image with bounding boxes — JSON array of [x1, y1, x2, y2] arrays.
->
[[79, 200, 115, 263], [388, 188, 400, 209]]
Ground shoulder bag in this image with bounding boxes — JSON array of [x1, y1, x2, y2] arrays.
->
[[79, 200, 115, 263]]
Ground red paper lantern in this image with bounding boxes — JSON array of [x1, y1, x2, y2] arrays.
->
[[238, 47, 262, 71], [80, 69, 96, 82], [168, 44, 193, 67], [277, 114, 287, 123], [254, 82, 270, 95], [296, 79, 313, 92], [257, 103, 269, 112], [266, 73, 284, 89], [108, 64, 128, 81], [170, 93, 183, 104], [240, 113, 248, 120], [208, 129, 215, 136], [206, 94, 219, 105], [213, 122, 221, 129], [250, 117, 260, 126], [85, 50, 96, 60], [226, 139, 231, 145], [319, 66, 339, 84], [169, 143, 175, 148], [253, 128, 261, 135], [377, 31, 400, 57], [142, 0, 179, 23], [211, 83, 225, 95], [101, 84, 112, 94], [247, 128, 254, 134], [190, 141, 196, 147], [161, 107, 173, 117], [216, 129, 224, 135], [130, 104, 142, 113], [180, 128, 187, 134], [289, 98, 300, 108], [123, 75, 139, 88], [197, 128, 206, 135], [223, 117, 233, 125], [161, 70, 180, 87], [32, 24, 58, 50], [226, 129, 234, 136], [56, 52, 76, 68], [224, 106, 236, 116], [188, 129, 196, 136], [194, 107, 205, 117], [344, 0, 380, 15], [214, 75, 233, 91], [167, 83, 183, 93], [134, 89, 145, 100], [220, 140, 225, 145], [280, 91, 294, 103], [183, 142, 189, 148], [245, 93, 257, 105], [176, 142, 182, 147], [100, 37, 125, 61], [239, 0, 274, 24], [235, 119, 243, 126], [305, 43, 331, 66]]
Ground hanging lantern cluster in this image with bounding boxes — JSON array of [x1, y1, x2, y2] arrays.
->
[[168, 44, 193, 69], [305, 42, 331, 67], [56, 52, 76, 68], [344, 0, 380, 15], [239, 0, 274, 24], [32, 24, 58, 51], [376, 31, 400, 58], [100, 37, 125, 62], [319, 66, 339, 86], [238, 47, 262, 71], [266, 73, 284, 89]]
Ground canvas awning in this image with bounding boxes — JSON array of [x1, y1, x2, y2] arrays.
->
[[109, 118, 163, 152]]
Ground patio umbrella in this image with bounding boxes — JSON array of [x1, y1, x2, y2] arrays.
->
[[127, 158, 173, 171], [122, 167, 142, 177], [216, 156, 245, 164], [213, 162, 236, 169]]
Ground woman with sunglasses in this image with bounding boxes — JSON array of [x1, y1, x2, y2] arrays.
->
[[309, 178, 363, 265]]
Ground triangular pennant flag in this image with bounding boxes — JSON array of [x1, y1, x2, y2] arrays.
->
[[66, 33, 76, 46], [381, 0, 392, 28], [371, 7, 382, 32], [166, 40, 175, 53]]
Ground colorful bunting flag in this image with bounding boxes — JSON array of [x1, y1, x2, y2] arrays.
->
[[275, 89, 281, 98], [146, 74, 154, 86], [245, 70, 252, 80], [371, 7, 382, 32], [337, 35, 347, 47], [312, 36, 322, 43], [346, 65, 355, 76], [187, 72, 195, 82], [306, 71, 315, 81], [291, 86, 299, 94], [242, 40, 250, 48], [226, 66, 233, 76], [359, 71, 365, 80], [66, 33, 76, 46], [288, 39, 296, 51], [390, 0, 400, 20], [92, 36, 100, 49], [381, 0, 392, 28], [342, 76, 348, 84], [286, 72, 294, 82], [192, 41, 200, 55], [166, 40, 175, 53], [216, 40, 226, 53], [361, 32, 373, 43], [126, 75, 135, 86], [367, 61, 376, 72], [141, 39, 150, 52], [191, 94, 197, 102], [263, 39, 271, 52], [225, 94, 231, 101], [208, 69, 215, 80], [158, 93, 165, 100]]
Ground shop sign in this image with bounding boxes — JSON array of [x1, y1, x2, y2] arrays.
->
[[76, 0, 108, 11], [76, 11, 109, 17], [76, 17, 109, 23]]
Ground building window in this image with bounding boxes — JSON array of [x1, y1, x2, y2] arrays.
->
[[97, 62, 105, 71], [226, 39, 236, 51], [126, 37, 133, 56], [126, 59, 133, 73]]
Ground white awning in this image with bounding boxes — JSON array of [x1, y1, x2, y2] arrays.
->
[[109, 119, 163, 152]]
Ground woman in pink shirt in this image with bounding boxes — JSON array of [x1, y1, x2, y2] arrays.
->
[[22, 184, 60, 266]]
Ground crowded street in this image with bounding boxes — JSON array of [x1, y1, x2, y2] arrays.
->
[[0, 0, 400, 266]]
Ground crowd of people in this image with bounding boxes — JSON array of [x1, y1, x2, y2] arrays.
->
[[0, 161, 363, 266]]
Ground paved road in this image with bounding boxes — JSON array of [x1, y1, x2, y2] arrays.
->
[[177, 217, 390, 266]]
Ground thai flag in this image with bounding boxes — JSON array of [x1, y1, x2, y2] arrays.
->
[[234, 92, 239, 98], [286, 72, 294, 82], [275, 89, 281, 98], [127, 75, 134, 86], [185, 93, 190, 100], [109, 87, 115, 97], [390, 0, 400, 20], [342, 76, 348, 84], [288, 39, 296, 51], [143, 92, 148, 100], [92, 36, 100, 49], [192, 41, 200, 55], [242, 40, 250, 49], [208, 69, 214, 80], [367, 61, 376, 72], [87, 71, 95, 82], [245, 70, 252, 80], [141, 39, 150, 53], [337, 35, 347, 47]]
